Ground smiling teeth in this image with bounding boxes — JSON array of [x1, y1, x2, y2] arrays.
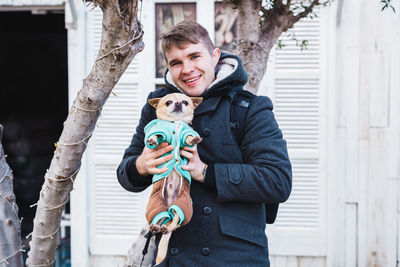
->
[[185, 76, 199, 83]]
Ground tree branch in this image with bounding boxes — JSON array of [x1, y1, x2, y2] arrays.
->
[[0, 128, 23, 267], [293, 0, 320, 22]]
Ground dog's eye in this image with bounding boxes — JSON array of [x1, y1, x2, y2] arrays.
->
[[166, 101, 173, 106], [182, 101, 188, 106]]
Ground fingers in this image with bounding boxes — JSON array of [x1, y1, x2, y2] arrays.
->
[[143, 143, 173, 160], [138, 142, 199, 176], [148, 154, 173, 174], [180, 149, 193, 159], [181, 145, 196, 152], [152, 143, 173, 158], [154, 153, 173, 165], [181, 164, 190, 171], [149, 166, 169, 174], [137, 143, 174, 175]]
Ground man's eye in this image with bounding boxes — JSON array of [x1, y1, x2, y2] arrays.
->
[[182, 101, 188, 106], [166, 101, 173, 106], [170, 62, 180, 67], [191, 55, 199, 60]]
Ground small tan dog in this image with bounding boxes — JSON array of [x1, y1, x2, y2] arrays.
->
[[144, 93, 202, 264]]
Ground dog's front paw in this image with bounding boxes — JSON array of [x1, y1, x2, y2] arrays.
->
[[186, 136, 202, 146], [146, 136, 158, 147], [191, 136, 202, 145]]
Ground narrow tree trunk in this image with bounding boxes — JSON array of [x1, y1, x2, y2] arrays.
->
[[26, 0, 144, 266], [235, 0, 315, 94], [0, 124, 24, 267], [236, 0, 268, 94]]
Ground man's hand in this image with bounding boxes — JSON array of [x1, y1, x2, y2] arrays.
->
[[136, 142, 173, 176], [180, 145, 207, 183]]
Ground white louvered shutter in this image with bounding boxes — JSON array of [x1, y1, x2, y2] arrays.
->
[[87, 8, 150, 255], [265, 12, 327, 256]]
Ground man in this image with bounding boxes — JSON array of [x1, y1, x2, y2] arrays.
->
[[117, 20, 291, 266]]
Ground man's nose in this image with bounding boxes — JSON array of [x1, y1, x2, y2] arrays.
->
[[182, 61, 194, 74]]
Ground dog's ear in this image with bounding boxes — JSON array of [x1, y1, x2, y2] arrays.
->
[[190, 97, 203, 109], [148, 98, 162, 109]]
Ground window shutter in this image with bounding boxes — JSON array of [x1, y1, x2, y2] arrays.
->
[[265, 12, 327, 256], [87, 8, 150, 255]]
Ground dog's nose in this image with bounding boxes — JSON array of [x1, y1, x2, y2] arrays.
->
[[173, 102, 182, 112]]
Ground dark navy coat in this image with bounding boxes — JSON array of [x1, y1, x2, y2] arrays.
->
[[117, 53, 292, 266]]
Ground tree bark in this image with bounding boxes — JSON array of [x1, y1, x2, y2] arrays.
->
[[234, 0, 321, 94], [236, 0, 271, 94], [0, 124, 24, 267], [26, 0, 144, 266]]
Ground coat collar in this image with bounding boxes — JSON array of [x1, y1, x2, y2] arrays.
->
[[194, 87, 239, 116], [194, 96, 222, 116]]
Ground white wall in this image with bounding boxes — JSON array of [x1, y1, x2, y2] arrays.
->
[[329, 0, 400, 266]]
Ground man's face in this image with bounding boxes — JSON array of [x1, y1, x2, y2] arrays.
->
[[164, 41, 221, 97]]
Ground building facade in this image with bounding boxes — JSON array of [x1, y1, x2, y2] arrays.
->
[[0, 0, 399, 266]]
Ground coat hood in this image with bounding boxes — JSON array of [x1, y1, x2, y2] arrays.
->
[[164, 52, 248, 99]]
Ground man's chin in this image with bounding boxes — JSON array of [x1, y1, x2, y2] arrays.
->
[[180, 85, 206, 97]]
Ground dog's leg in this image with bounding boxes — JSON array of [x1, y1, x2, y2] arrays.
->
[[156, 231, 172, 264], [155, 213, 180, 264], [166, 210, 180, 232]]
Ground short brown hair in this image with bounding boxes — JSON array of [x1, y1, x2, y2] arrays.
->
[[161, 20, 214, 54]]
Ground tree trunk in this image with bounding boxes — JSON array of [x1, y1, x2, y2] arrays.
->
[[236, 0, 268, 94], [235, 0, 319, 94], [0, 124, 24, 267], [26, 0, 144, 266]]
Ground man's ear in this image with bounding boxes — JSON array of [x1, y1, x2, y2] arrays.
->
[[191, 97, 203, 109], [212, 48, 221, 67], [148, 98, 161, 109]]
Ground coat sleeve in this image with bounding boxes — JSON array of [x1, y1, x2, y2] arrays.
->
[[116, 94, 156, 193], [211, 96, 292, 204]]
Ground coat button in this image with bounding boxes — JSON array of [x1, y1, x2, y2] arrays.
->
[[201, 247, 210, 256], [170, 247, 179, 256], [203, 128, 211, 137], [203, 206, 212, 215]]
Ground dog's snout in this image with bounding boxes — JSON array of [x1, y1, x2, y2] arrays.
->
[[173, 102, 182, 112]]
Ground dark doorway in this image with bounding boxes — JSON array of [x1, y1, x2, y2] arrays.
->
[[0, 10, 68, 257]]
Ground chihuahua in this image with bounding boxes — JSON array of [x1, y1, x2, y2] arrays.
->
[[144, 93, 202, 264]]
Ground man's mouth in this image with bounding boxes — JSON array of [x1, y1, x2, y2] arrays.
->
[[184, 75, 201, 84]]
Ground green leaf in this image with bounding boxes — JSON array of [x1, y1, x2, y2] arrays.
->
[[300, 40, 309, 51], [276, 40, 286, 50]]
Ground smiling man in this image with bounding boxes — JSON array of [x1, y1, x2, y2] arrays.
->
[[163, 40, 220, 97], [117, 20, 292, 266]]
